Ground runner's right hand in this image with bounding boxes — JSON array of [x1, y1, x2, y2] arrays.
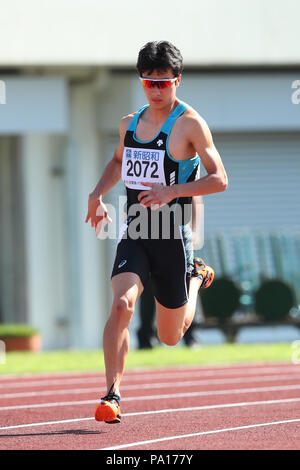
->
[[85, 194, 112, 236]]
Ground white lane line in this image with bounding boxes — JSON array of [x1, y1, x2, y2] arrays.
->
[[1, 383, 300, 411], [0, 397, 300, 432], [1, 373, 300, 400], [0, 399, 97, 411], [1, 364, 299, 389], [0, 416, 93, 431], [100, 418, 300, 450]]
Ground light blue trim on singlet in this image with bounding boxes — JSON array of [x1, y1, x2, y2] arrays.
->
[[128, 101, 201, 184], [127, 104, 149, 133], [130, 102, 188, 145], [163, 102, 200, 182], [160, 102, 187, 135], [178, 155, 200, 184]]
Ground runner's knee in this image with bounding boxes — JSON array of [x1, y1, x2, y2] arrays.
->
[[111, 295, 135, 324], [183, 318, 192, 334], [157, 329, 182, 347]]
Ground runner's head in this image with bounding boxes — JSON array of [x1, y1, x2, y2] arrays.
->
[[136, 41, 183, 78], [136, 41, 183, 107]]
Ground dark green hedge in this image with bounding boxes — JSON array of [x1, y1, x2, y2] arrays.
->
[[199, 277, 241, 321], [254, 279, 296, 321]]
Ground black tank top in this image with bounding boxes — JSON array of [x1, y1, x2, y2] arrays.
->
[[121, 101, 200, 238]]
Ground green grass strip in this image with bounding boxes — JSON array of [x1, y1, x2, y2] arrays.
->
[[0, 343, 295, 376]]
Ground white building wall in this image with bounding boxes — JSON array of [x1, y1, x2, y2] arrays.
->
[[133, 72, 300, 132], [0, 76, 68, 133], [21, 134, 67, 349], [19, 78, 110, 350], [0, 0, 299, 66], [67, 82, 109, 350], [0, 137, 25, 324]]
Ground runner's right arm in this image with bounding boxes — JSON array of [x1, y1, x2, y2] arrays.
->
[[85, 115, 132, 230]]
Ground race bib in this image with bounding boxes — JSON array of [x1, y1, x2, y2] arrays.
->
[[122, 147, 166, 190]]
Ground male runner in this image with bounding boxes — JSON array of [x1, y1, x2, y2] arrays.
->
[[85, 41, 228, 424]]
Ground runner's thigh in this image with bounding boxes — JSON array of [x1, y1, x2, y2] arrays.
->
[[111, 271, 144, 307]]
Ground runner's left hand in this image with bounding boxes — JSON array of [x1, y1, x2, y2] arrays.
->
[[137, 182, 176, 209]]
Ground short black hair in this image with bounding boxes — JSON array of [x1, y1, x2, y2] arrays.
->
[[136, 41, 183, 77]]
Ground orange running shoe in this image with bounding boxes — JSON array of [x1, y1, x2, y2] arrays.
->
[[95, 387, 121, 424], [192, 257, 214, 288]]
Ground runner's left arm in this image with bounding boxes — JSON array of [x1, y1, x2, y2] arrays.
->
[[172, 115, 228, 198], [137, 115, 228, 207]]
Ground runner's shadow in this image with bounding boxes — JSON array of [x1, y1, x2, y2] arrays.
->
[[0, 429, 105, 438]]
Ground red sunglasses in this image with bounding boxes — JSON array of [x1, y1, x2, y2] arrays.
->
[[139, 77, 178, 89]]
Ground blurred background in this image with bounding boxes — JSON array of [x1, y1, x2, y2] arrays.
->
[[0, 0, 299, 350]]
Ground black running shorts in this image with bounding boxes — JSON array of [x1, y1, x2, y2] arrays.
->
[[111, 218, 194, 309]]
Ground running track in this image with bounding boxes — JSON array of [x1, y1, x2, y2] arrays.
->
[[0, 361, 300, 450]]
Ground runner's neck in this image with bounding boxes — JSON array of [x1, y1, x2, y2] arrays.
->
[[145, 99, 181, 125]]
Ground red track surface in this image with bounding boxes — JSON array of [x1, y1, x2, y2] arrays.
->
[[0, 361, 300, 450]]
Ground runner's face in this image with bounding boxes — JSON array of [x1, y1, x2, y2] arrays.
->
[[141, 68, 181, 108]]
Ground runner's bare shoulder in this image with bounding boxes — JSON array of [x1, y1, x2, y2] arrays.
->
[[119, 112, 137, 137], [114, 113, 137, 163], [181, 104, 207, 128], [179, 105, 212, 143]]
